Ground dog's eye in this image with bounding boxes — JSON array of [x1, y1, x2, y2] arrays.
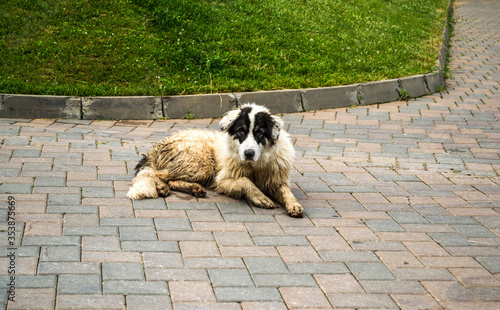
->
[[237, 129, 246, 137], [255, 131, 263, 138]]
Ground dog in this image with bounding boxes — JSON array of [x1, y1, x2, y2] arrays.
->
[[127, 103, 304, 217]]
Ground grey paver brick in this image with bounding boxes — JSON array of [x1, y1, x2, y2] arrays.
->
[[23, 236, 80, 246], [119, 226, 157, 241], [48, 205, 99, 214], [452, 224, 498, 238], [168, 202, 218, 210], [252, 236, 309, 246], [287, 262, 349, 274], [428, 232, 474, 246], [208, 269, 254, 287], [121, 240, 179, 252], [34, 176, 66, 187], [100, 217, 154, 226], [389, 212, 429, 224], [0, 275, 56, 288], [327, 293, 398, 308], [214, 287, 282, 302], [184, 258, 245, 269], [346, 262, 395, 280], [40, 246, 80, 262], [364, 219, 405, 232], [47, 193, 81, 206], [82, 187, 115, 198], [244, 257, 289, 274], [102, 262, 144, 280], [155, 218, 192, 231], [0, 183, 32, 194], [103, 280, 168, 295], [38, 262, 100, 274], [253, 274, 317, 287], [475, 256, 500, 274], [132, 198, 166, 209], [58, 274, 102, 294]]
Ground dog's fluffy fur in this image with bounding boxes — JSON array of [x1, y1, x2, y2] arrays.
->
[[127, 103, 303, 217]]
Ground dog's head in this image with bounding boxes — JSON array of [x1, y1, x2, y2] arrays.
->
[[219, 103, 283, 162]]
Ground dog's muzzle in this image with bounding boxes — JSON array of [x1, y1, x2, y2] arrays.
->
[[244, 149, 255, 161]]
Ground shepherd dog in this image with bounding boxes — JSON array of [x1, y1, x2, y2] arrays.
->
[[127, 103, 304, 217]]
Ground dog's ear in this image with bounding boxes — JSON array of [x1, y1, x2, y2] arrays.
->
[[219, 109, 240, 131], [271, 115, 283, 140]]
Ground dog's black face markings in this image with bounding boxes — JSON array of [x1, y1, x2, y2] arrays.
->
[[253, 112, 275, 147], [228, 107, 251, 143], [228, 107, 276, 147]]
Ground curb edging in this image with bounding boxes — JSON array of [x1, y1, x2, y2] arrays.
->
[[0, 1, 453, 120]]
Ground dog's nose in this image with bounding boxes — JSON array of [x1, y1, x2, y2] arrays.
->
[[244, 149, 255, 160]]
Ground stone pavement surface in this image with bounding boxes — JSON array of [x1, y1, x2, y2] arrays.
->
[[1, 0, 499, 309]]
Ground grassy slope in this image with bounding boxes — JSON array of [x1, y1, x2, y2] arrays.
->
[[0, 0, 450, 96]]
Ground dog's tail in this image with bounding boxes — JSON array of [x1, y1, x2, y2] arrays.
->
[[127, 155, 158, 199]]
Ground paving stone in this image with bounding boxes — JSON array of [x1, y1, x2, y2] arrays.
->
[[47, 194, 81, 206], [119, 226, 158, 241], [102, 262, 144, 280], [252, 236, 309, 246], [6, 288, 55, 310], [82, 187, 114, 198], [421, 281, 475, 302], [0, 183, 32, 194], [121, 241, 179, 252], [208, 269, 254, 287], [389, 211, 429, 224], [475, 256, 500, 274], [279, 287, 331, 308], [155, 218, 192, 231], [346, 262, 395, 280], [215, 287, 282, 302], [0, 275, 56, 288], [22, 236, 80, 246], [244, 257, 289, 274], [428, 232, 474, 246], [133, 198, 167, 210], [391, 293, 443, 310], [143, 252, 184, 268], [364, 219, 405, 232], [38, 262, 100, 275], [169, 281, 216, 302], [40, 246, 80, 262], [253, 274, 317, 287], [452, 224, 498, 238], [327, 293, 398, 309], [58, 274, 101, 294], [100, 218, 154, 226], [286, 262, 349, 274], [126, 295, 173, 310], [103, 280, 168, 295]]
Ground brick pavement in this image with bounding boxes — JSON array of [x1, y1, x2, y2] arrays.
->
[[1, 0, 500, 309]]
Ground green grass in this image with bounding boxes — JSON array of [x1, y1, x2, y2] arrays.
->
[[0, 0, 450, 96]]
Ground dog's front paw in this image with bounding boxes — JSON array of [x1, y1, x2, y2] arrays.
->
[[127, 186, 158, 200], [191, 184, 206, 198], [249, 195, 276, 209], [286, 202, 304, 218]]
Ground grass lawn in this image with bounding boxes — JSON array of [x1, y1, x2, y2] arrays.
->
[[0, 0, 450, 96]]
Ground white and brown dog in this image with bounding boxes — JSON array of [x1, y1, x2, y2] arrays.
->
[[127, 103, 304, 217]]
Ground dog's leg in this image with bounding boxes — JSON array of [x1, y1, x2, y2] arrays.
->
[[273, 185, 304, 218], [153, 171, 171, 197], [127, 167, 159, 199], [216, 177, 275, 209], [168, 180, 206, 198]]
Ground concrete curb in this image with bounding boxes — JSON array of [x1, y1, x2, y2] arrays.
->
[[0, 1, 453, 120]]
